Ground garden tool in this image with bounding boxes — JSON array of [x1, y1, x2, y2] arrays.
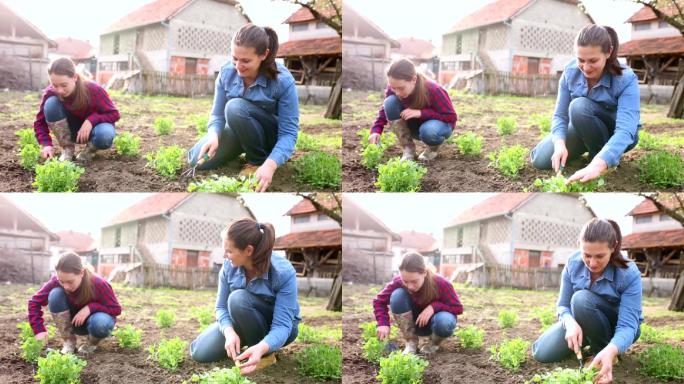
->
[[392, 311, 418, 355], [51, 310, 76, 354], [181, 153, 209, 178], [239, 163, 259, 177], [76, 142, 98, 162], [576, 349, 584, 370], [392, 120, 416, 161], [420, 334, 446, 354], [48, 118, 75, 161], [418, 145, 441, 161], [78, 334, 103, 355], [556, 164, 565, 177]]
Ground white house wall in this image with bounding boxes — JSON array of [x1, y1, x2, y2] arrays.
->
[[289, 21, 338, 41], [291, 213, 340, 233], [632, 213, 683, 233], [631, 21, 680, 40]]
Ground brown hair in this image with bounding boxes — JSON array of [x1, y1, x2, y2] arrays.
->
[[48, 58, 90, 111], [386, 59, 430, 109], [222, 218, 275, 276], [398, 252, 438, 306], [580, 218, 629, 269], [55, 252, 95, 306], [232, 24, 279, 80], [575, 25, 622, 76]]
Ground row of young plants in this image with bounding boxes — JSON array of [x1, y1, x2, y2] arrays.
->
[[294, 323, 342, 381]]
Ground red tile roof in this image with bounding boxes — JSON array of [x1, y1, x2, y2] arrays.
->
[[398, 231, 439, 253], [626, 5, 677, 23], [0, 195, 59, 240], [283, 5, 338, 24], [53, 38, 95, 60], [274, 229, 341, 249], [620, 36, 684, 56], [55, 231, 97, 253], [627, 195, 684, 216], [447, 193, 534, 227], [0, 2, 57, 48], [622, 228, 684, 249], [104, 0, 238, 34], [106, 193, 191, 226], [278, 37, 341, 57], [395, 37, 436, 60], [285, 195, 340, 216]]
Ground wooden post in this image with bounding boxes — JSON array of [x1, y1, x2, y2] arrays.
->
[[669, 270, 684, 311]]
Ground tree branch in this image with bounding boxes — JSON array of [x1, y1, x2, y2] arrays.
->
[[634, 0, 684, 36], [296, 192, 342, 224], [638, 192, 684, 225], [288, 0, 342, 36]]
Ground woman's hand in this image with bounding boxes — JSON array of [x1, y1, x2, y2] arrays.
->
[[223, 327, 241, 361], [41, 146, 55, 159], [255, 159, 277, 192], [589, 344, 618, 384], [551, 139, 568, 173], [76, 120, 93, 144], [35, 331, 49, 344], [197, 131, 219, 163], [415, 305, 434, 328], [563, 316, 583, 355], [400, 108, 421, 120], [376, 325, 390, 340], [567, 158, 608, 183], [72, 305, 91, 327], [235, 341, 269, 375], [369, 133, 381, 145]]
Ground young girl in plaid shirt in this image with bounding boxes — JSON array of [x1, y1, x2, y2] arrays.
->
[[373, 252, 463, 355], [369, 59, 457, 161], [28, 252, 121, 355]]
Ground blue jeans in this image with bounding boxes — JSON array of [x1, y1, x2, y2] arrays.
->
[[44, 96, 116, 149], [530, 97, 637, 169], [532, 290, 641, 363], [188, 98, 278, 170], [47, 287, 115, 338], [190, 289, 299, 363], [383, 95, 452, 146], [389, 288, 456, 337]]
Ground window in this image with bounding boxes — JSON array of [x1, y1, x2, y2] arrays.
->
[[187, 250, 198, 267], [635, 215, 652, 224], [456, 34, 462, 54], [113, 34, 120, 54], [659, 20, 671, 29], [461, 61, 471, 70], [660, 214, 673, 221], [457, 228, 464, 247], [292, 23, 309, 32], [318, 214, 330, 221], [316, 22, 327, 29], [527, 57, 540, 75], [529, 250, 541, 268], [293, 215, 310, 224], [115, 227, 121, 247], [185, 58, 197, 75], [634, 23, 651, 31]]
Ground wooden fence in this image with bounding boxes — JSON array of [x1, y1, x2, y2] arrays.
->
[[479, 71, 559, 97], [139, 71, 216, 97], [127, 263, 219, 289], [474, 263, 562, 290]]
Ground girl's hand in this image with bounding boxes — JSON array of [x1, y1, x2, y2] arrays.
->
[[376, 325, 390, 340], [72, 305, 91, 327], [41, 146, 55, 159], [223, 327, 241, 361], [35, 331, 49, 344], [235, 341, 269, 375], [589, 344, 618, 384], [563, 317, 583, 355], [415, 305, 434, 328], [400, 108, 421, 120], [198, 131, 219, 163], [369, 133, 381, 145], [551, 140, 568, 173], [255, 159, 277, 192], [567, 158, 607, 183], [76, 120, 93, 144]]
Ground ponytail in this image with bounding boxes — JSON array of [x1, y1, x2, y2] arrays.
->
[[48, 57, 90, 111], [386, 58, 430, 109], [580, 218, 629, 268], [55, 252, 96, 306], [232, 24, 279, 80], [398, 252, 438, 306], [222, 218, 275, 276], [575, 24, 622, 76]]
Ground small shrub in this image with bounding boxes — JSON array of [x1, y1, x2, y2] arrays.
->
[[112, 324, 142, 349], [377, 351, 429, 384], [489, 338, 529, 371], [375, 157, 427, 192], [17, 321, 34, 343], [298, 324, 323, 344], [35, 350, 86, 384], [21, 336, 44, 363], [525, 367, 598, 384], [293, 151, 341, 189], [16, 128, 38, 148], [531, 307, 557, 332], [19, 143, 41, 170], [296, 132, 319, 152], [155, 309, 176, 328], [640, 324, 665, 344], [154, 117, 174, 135], [488, 145, 528, 178], [145, 145, 185, 179], [185, 367, 255, 384], [361, 143, 385, 169], [638, 344, 684, 381], [637, 131, 664, 150], [190, 307, 214, 332], [363, 337, 389, 363], [532, 175, 605, 192], [148, 337, 188, 371], [532, 115, 552, 136], [295, 344, 341, 380], [33, 159, 85, 192], [356, 129, 370, 147], [496, 116, 517, 135], [638, 151, 684, 188], [359, 321, 397, 342], [187, 175, 257, 192], [113, 132, 141, 156], [194, 115, 209, 137], [455, 325, 485, 349], [453, 132, 483, 155], [498, 310, 518, 328]]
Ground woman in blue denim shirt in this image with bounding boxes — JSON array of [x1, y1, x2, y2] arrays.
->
[[190, 218, 300, 375], [532, 219, 643, 384], [188, 24, 299, 192], [531, 25, 640, 184]]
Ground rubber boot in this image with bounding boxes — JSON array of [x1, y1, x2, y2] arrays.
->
[[392, 120, 416, 161], [76, 142, 98, 162], [51, 310, 76, 354], [392, 311, 418, 354], [48, 118, 75, 161], [78, 334, 103, 355], [419, 145, 441, 161], [420, 334, 445, 354]]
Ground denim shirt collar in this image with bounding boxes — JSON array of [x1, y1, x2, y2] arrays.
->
[[580, 260, 615, 286], [230, 72, 268, 91], [229, 265, 270, 289], [576, 69, 612, 91]]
